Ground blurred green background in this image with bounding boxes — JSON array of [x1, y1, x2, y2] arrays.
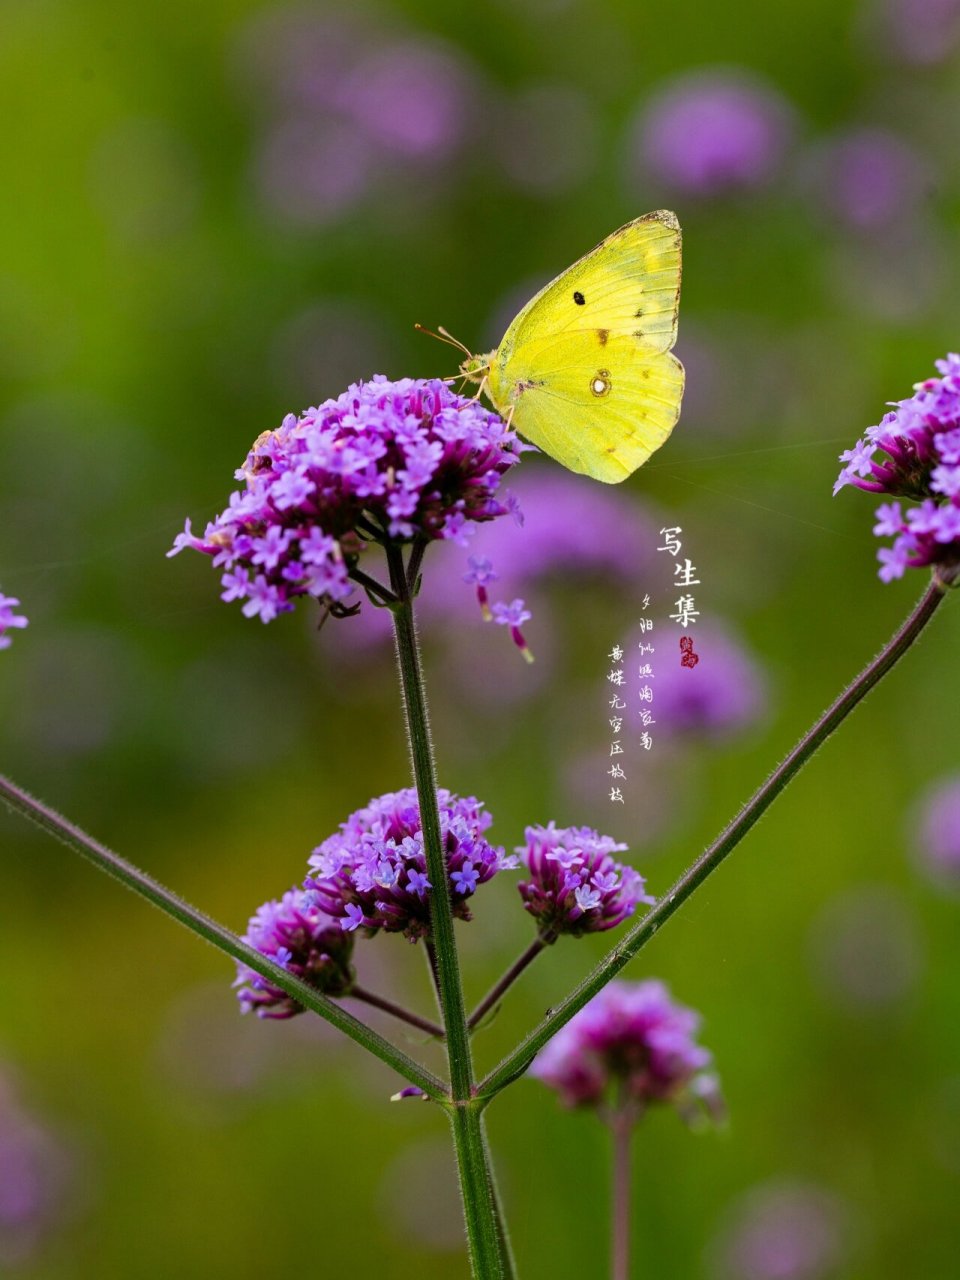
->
[[2, 0, 960, 1275]]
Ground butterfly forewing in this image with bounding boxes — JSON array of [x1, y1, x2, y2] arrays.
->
[[495, 211, 681, 363]]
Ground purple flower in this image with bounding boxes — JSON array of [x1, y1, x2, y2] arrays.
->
[[709, 1180, 849, 1280], [879, 0, 960, 65], [628, 620, 767, 741], [492, 597, 534, 663], [804, 128, 929, 232], [517, 823, 654, 938], [305, 788, 516, 941], [633, 70, 793, 197], [530, 980, 721, 1116], [0, 592, 28, 652], [233, 888, 355, 1018], [834, 355, 960, 583], [342, 903, 366, 932], [808, 885, 923, 1013], [463, 554, 497, 620], [170, 377, 522, 624], [451, 861, 479, 894], [0, 1072, 74, 1267], [913, 775, 960, 891], [339, 39, 471, 161]]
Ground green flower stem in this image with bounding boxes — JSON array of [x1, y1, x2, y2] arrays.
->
[[387, 543, 474, 1096], [448, 1101, 517, 1280], [480, 574, 948, 1099], [350, 986, 444, 1039], [387, 541, 514, 1278], [468, 933, 552, 1030], [0, 772, 446, 1101], [348, 566, 398, 607], [424, 939, 444, 1014]]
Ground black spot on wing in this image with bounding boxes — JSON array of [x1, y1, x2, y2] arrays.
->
[[573, 291, 585, 306]]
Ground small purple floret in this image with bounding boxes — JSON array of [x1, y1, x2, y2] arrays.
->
[[305, 788, 516, 941], [834, 355, 960, 583], [516, 822, 654, 938], [233, 888, 355, 1018], [0, 592, 28, 652], [530, 979, 721, 1117], [492, 597, 534, 662]]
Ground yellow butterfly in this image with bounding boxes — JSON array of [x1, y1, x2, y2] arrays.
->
[[451, 211, 684, 484]]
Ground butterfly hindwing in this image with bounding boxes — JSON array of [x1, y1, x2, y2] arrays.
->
[[502, 335, 684, 484]]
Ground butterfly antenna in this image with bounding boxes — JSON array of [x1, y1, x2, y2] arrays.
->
[[414, 323, 474, 358]]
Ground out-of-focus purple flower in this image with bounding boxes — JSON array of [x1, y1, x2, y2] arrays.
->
[[0, 1073, 73, 1268], [633, 70, 793, 197], [531, 980, 720, 1118], [517, 823, 654, 937], [627, 620, 767, 741], [708, 1180, 850, 1280], [254, 116, 375, 228], [834, 354, 960, 583], [443, 468, 659, 597], [809, 884, 924, 1013], [319, 464, 662, 675], [913, 775, 960, 891], [804, 127, 930, 232], [230, 9, 370, 114], [329, 469, 660, 664], [305, 788, 518, 942], [0, 592, 28, 651], [878, 0, 960, 64], [170, 377, 522, 623], [233, 12, 477, 227], [339, 39, 470, 160], [233, 889, 355, 1019]]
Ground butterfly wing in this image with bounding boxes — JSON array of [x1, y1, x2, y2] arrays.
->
[[495, 210, 681, 363], [486, 211, 684, 483], [497, 335, 684, 483]]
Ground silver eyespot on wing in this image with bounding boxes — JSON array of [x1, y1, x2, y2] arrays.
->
[[591, 369, 612, 398]]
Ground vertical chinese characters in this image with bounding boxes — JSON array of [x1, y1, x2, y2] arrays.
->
[[608, 644, 626, 802]]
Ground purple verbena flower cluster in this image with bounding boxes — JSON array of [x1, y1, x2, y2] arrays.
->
[[169, 377, 522, 622], [531, 979, 721, 1116], [234, 888, 355, 1018], [834, 354, 960, 583], [305, 788, 518, 942], [0, 592, 28, 651], [517, 823, 654, 937]]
